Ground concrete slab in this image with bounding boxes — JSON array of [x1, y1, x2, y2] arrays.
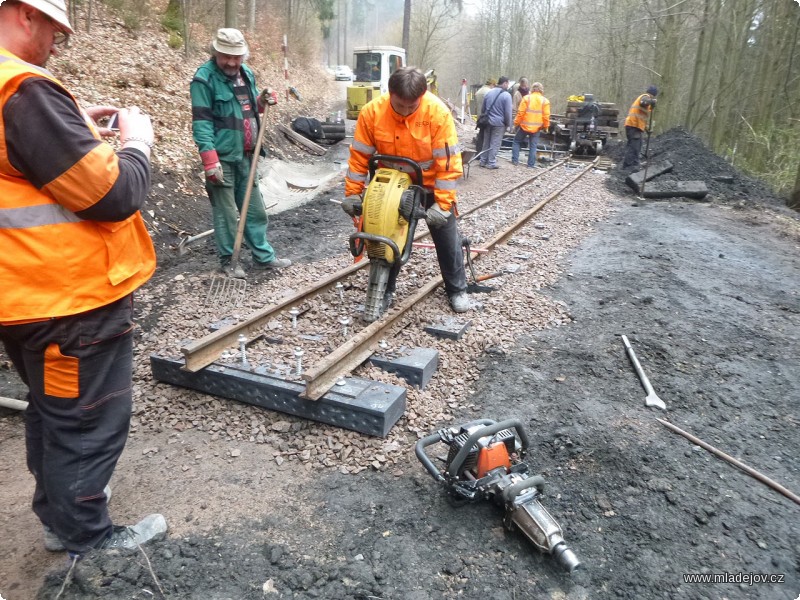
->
[[150, 355, 406, 437], [370, 347, 439, 389]]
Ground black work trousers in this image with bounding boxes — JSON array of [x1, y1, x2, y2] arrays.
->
[[0, 295, 135, 553], [623, 126, 644, 168], [387, 191, 467, 298]]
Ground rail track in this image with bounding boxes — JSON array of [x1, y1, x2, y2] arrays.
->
[[178, 157, 598, 401]]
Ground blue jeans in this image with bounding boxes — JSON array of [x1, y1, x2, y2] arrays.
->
[[206, 155, 276, 265], [0, 296, 136, 553], [480, 125, 505, 167], [512, 129, 540, 166]]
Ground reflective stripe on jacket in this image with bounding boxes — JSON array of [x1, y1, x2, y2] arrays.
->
[[514, 91, 550, 133], [345, 92, 462, 211], [0, 50, 155, 322], [190, 60, 262, 163], [624, 93, 653, 130]]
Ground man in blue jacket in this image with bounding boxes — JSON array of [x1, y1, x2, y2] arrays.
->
[[479, 76, 512, 169], [191, 28, 291, 278]]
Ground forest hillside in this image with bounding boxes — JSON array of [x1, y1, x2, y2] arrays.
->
[[51, 0, 342, 192]]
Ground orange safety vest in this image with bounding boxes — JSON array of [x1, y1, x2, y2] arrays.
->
[[0, 49, 155, 322], [345, 91, 462, 211], [514, 91, 550, 134], [624, 93, 653, 130]]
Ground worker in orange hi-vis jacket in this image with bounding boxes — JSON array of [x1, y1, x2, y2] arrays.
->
[[512, 81, 551, 168], [341, 66, 470, 314], [623, 85, 658, 169], [0, 0, 167, 557]]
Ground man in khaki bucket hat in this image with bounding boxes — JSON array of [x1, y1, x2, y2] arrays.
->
[[212, 27, 248, 56], [190, 28, 291, 277]]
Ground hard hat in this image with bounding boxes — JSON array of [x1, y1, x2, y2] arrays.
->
[[647, 85, 658, 96], [212, 28, 248, 56], [18, 0, 73, 34]]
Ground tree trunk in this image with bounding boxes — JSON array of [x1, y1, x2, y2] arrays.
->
[[225, 0, 238, 29], [85, 0, 92, 33], [684, 0, 710, 131], [791, 161, 800, 210], [181, 0, 190, 57], [248, 0, 256, 31], [403, 0, 411, 52], [68, 0, 78, 31]]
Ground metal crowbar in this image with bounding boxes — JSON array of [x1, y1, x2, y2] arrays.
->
[[621, 335, 666, 410]]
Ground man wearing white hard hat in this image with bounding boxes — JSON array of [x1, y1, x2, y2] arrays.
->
[[191, 28, 291, 278], [0, 0, 167, 556]]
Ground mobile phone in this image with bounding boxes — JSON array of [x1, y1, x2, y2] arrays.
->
[[107, 112, 119, 131]]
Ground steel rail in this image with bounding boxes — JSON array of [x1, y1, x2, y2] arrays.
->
[[301, 159, 597, 399], [180, 161, 567, 372]]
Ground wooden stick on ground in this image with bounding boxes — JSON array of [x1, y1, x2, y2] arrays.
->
[[657, 418, 800, 507]]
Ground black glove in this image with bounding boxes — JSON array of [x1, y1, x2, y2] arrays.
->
[[425, 204, 450, 229], [398, 191, 426, 221], [342, 195, 363, 217]]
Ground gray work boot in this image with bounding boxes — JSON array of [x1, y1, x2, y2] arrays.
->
[[449, 292, 470, 313], [98, 514, 168, 550], [43, 485, 113, 551], [43, 526, 65, 552], [254, 257, 292, 269], [222, 262, 246, 279]]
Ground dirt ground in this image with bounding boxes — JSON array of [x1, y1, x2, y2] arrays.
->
[[1, 128, 799, 600]]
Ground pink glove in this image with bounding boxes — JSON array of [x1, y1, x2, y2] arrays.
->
[[200, 150, 224, 184]]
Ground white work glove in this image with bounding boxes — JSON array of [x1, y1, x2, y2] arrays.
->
[[204, 162, 224, 184], [425, 204, 451, 229], [200, 150, 224, 184], [259, 88, 278, 107]]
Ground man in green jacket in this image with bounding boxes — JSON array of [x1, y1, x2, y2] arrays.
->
[[191, 28, 290, 278]]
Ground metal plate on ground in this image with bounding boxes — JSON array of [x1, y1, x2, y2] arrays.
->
[[150, 355, 406, 437], [424, 318, 471, 341]]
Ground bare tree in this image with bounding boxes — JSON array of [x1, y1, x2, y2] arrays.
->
[[409, 0, 460, 68]]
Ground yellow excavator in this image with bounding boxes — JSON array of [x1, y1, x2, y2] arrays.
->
[[345, 45, 438, 120]]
